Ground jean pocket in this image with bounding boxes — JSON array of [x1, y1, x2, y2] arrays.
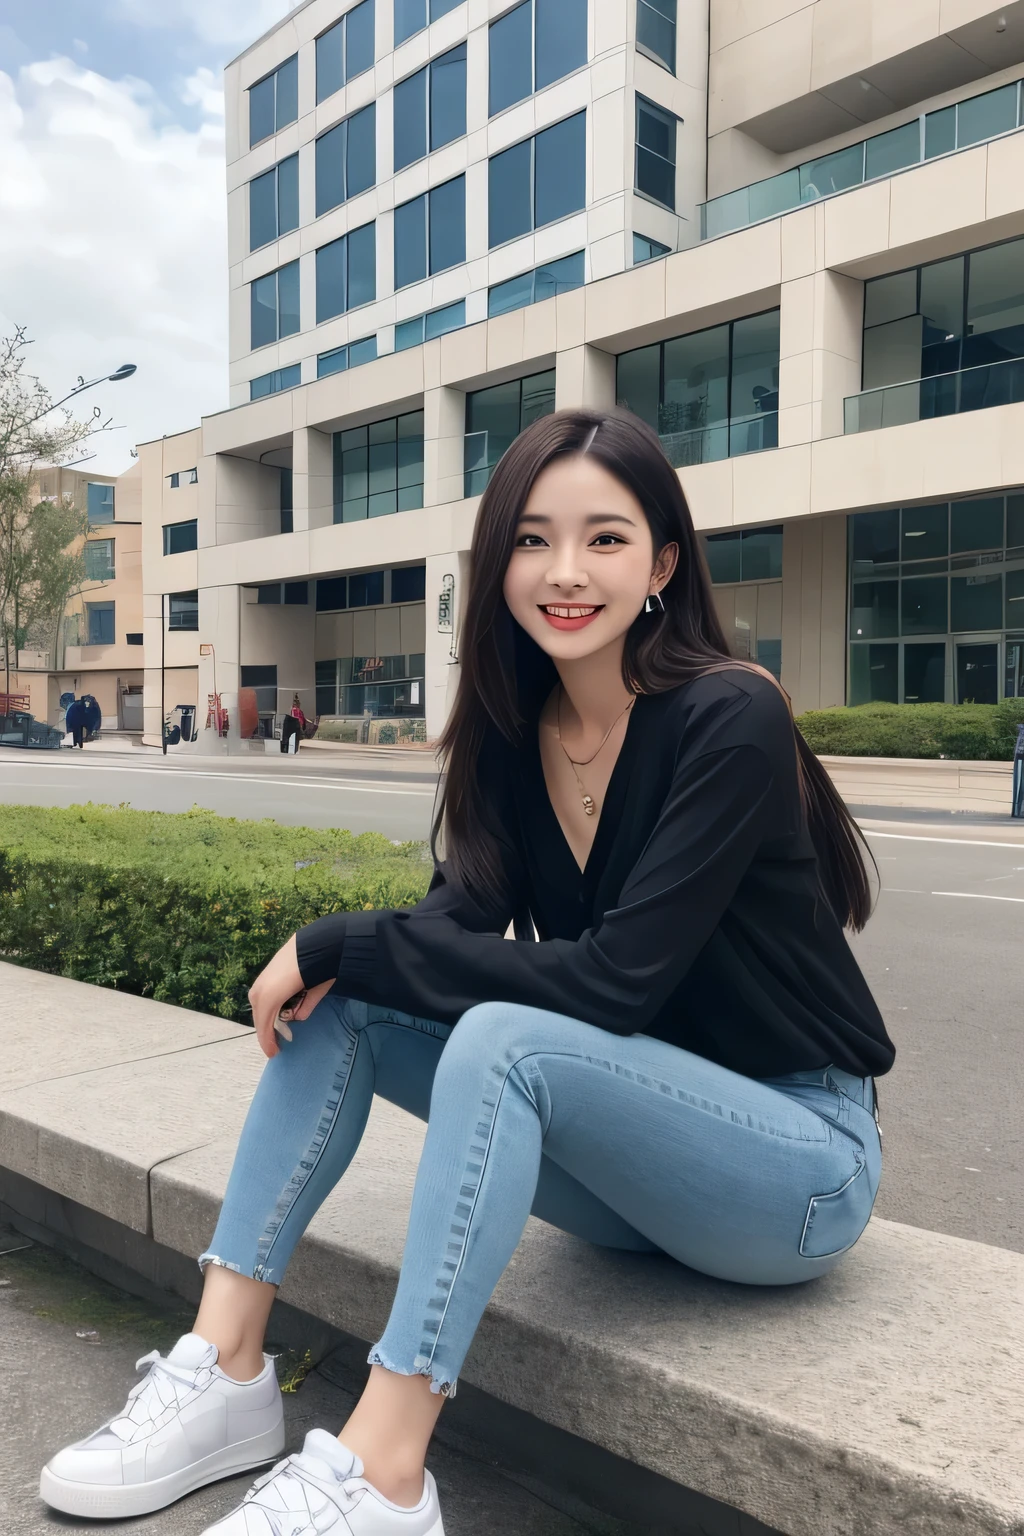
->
[[799, 1151, 873, 1259]]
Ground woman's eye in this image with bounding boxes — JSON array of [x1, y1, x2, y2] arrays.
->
[[592, 534, 623, 546]]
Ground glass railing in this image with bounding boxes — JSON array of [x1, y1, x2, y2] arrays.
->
[[658, 412, 779, 467], [844, 357, 1024, 434], [701, 78, 1024, 241]]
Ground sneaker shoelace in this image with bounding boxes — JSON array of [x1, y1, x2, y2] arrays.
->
[[242, 1453, 360, 1532], [102, 1350, 209, 1443]]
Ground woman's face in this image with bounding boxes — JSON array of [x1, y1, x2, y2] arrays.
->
[[502, 453, 677, 661]]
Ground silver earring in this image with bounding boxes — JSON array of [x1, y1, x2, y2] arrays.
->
[[644, 591, 666, 615]]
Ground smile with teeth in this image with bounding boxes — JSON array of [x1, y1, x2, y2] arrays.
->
[[540, 604, 603, 617]]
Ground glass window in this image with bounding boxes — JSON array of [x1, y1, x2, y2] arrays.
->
[[283, 581, 308, 605], [850, 643, 899, 704], [901, 504, 948, 561], [394, 67, 427, 170], [85, 539, 115, 580], [318, 345, 349, 377], [1006, 568, 1024, 626], [333, 412, 424, 522], [615, 343, 660, 433], [248, 157, 297, 251], [395, 317, 425, 350], [249, 55, 297, 147], [349, 571, 385, 605], [704, 534, 741, 584], [394, 195, 427, 288], [350, 335, 378, 366], [391, 565, 426, 601], [633, 233, 671, 264], [901, 575, 948, 635], [952, 572, 1003, 631], [957, 83, 1017, 149], [534, 250, 584, 302], [250, 260, 300, 348], [163, 521, 198, 556], [662, 324, 729, 455], [731, 311, 780, 453], [429, 175, 466, 273], [86, 601, 115, 645], [851, 508, 900, 572], [168, 472, 180, 488], [636, 97, 676, 209], [864, 270, 918, 329], [920, 256, 963, 377], [395, 44, 465, 170], [317, 577, 347, 610], [316, 105, 376, 216], [430, 44, 466, 150], [167, 591, 199, 631], [903, 642, 947, 703], [746, 168, 799, 224], [1008, 494, 1024, 549], [864, 121, 920, 181], [425, 298, 465, 339], [250, 364, 301, 399], [316, 222, 375, 322], [637, 0, 675, 71], [535, 111, 586, 228], [924, 103, 955, 159], [394, 0, 462, 45], [741, 526, 783, 580], [951, 497, 1004, 553], [535, 0, 587, 90], [395, 177, 465, 287], [488, 138, 532, 246], [850, 581, 899, 639], [86, 483, 114, 524], [464, 369, 556, 493], [490, 1, 532, 114], [965, 236, 1024, 369], [316, 0, 374, 103]]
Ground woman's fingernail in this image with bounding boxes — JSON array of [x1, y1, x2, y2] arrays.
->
[[275, 1019, 293, 1041]]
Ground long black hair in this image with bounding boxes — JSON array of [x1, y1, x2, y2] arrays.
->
[[431, 407, 876, 929]]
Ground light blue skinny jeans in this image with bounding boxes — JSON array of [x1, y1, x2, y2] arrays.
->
[[199, 994, 883, 1399]]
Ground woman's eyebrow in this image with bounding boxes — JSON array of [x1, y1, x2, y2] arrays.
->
[[517, 512, 637, 526]]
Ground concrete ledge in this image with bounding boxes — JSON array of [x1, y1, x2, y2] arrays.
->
[[822, 755, 1014, 815], [2, 961, 1022, 1536]]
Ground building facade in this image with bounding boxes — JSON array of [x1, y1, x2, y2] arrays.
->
[[8, 463, 144, 730], [141, 0, 1024, 749]]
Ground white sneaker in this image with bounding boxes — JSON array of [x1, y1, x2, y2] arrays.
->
[[204, 1428, 445, 1535], [39, 1332, 286, 1518]]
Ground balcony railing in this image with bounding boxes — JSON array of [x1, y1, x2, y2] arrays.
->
[[658, 412, 779, 467], [701, 78, 1024, 241], [844, 357, 1024, 434]]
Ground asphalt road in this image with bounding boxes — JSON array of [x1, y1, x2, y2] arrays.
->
[[1, 745, 1021, 1255]]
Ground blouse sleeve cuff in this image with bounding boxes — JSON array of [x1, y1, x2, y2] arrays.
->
[[295, 912, 347, 989]]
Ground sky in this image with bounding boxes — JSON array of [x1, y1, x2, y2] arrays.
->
[[0, 0, 301, 474]]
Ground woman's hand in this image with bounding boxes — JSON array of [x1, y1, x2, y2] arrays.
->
[[248, 934, 334, 1058]]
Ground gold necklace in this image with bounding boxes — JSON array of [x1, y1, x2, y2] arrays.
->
[[554, 682, 637, 816]]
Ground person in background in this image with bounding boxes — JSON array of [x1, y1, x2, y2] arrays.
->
[[64, 696, 87, 749], [280, 693, 307, 754]]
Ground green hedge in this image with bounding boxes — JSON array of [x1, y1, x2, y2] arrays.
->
[[795, 700, 1024, 760], [0, 804, 432, 1020]]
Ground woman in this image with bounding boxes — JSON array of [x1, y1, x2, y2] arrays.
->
[[40, 410, 894, 1533], [280, 693, 307, 754]]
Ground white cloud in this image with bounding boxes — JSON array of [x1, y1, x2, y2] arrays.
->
[[0, 56, 229, 473], [111, 0, 300, 50]]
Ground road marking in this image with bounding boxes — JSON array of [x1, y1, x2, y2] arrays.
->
[[0, 763, 435, 797], [863, 830, 1024, 850], [931, 890, 1024, 904]]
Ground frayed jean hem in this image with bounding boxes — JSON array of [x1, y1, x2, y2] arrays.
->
[[197, 1251, 282, 1285], [366, 1345, 458, 1400]]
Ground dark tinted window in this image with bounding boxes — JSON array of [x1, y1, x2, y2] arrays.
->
[[429, 175, 465, 273], [394, 0, 462, 45], [348, 221, 376, 308], [394, 195, 427, 288], [316, 225, 375, 322], [489, 2, 532, 114], [278, 154, 299, 233], [163, 520, 198, 555], [350, 570, 386, 605], [391, 565, 427, 601], [275, 55, 297, 127], [316, 1, 374, 103], [535, 111, 585, 226], [249, 168, 278, 250], [249, 75, 276, 147], [636, 0, 675, 71], [315, 105, 376, 215], [636, 96, 676, 207], [535, 0, 587, 89], [277, 260, 300, 336], [317, 577, 348, 610], [394, 66, 427, 169], [248, 55, 298, 147], [488, 138, 532, 246], [431, 43, 466, 149], [251, 261, 299, 347]]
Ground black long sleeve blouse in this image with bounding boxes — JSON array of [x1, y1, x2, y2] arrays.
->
[[296, 669, 896, 1080]]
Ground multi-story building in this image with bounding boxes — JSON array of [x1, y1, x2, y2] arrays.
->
[[141, 0, 1024, 750], [8, 463, 144, 730]]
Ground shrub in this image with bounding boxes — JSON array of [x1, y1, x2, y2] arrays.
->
[[0, 803, 432, 1020], [795, 701, 1024, 760]]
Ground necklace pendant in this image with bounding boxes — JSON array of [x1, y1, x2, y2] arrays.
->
[[582, 795, 595, 815]]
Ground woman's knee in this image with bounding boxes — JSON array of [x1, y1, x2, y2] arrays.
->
[[445, 998, 577, 1071]]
